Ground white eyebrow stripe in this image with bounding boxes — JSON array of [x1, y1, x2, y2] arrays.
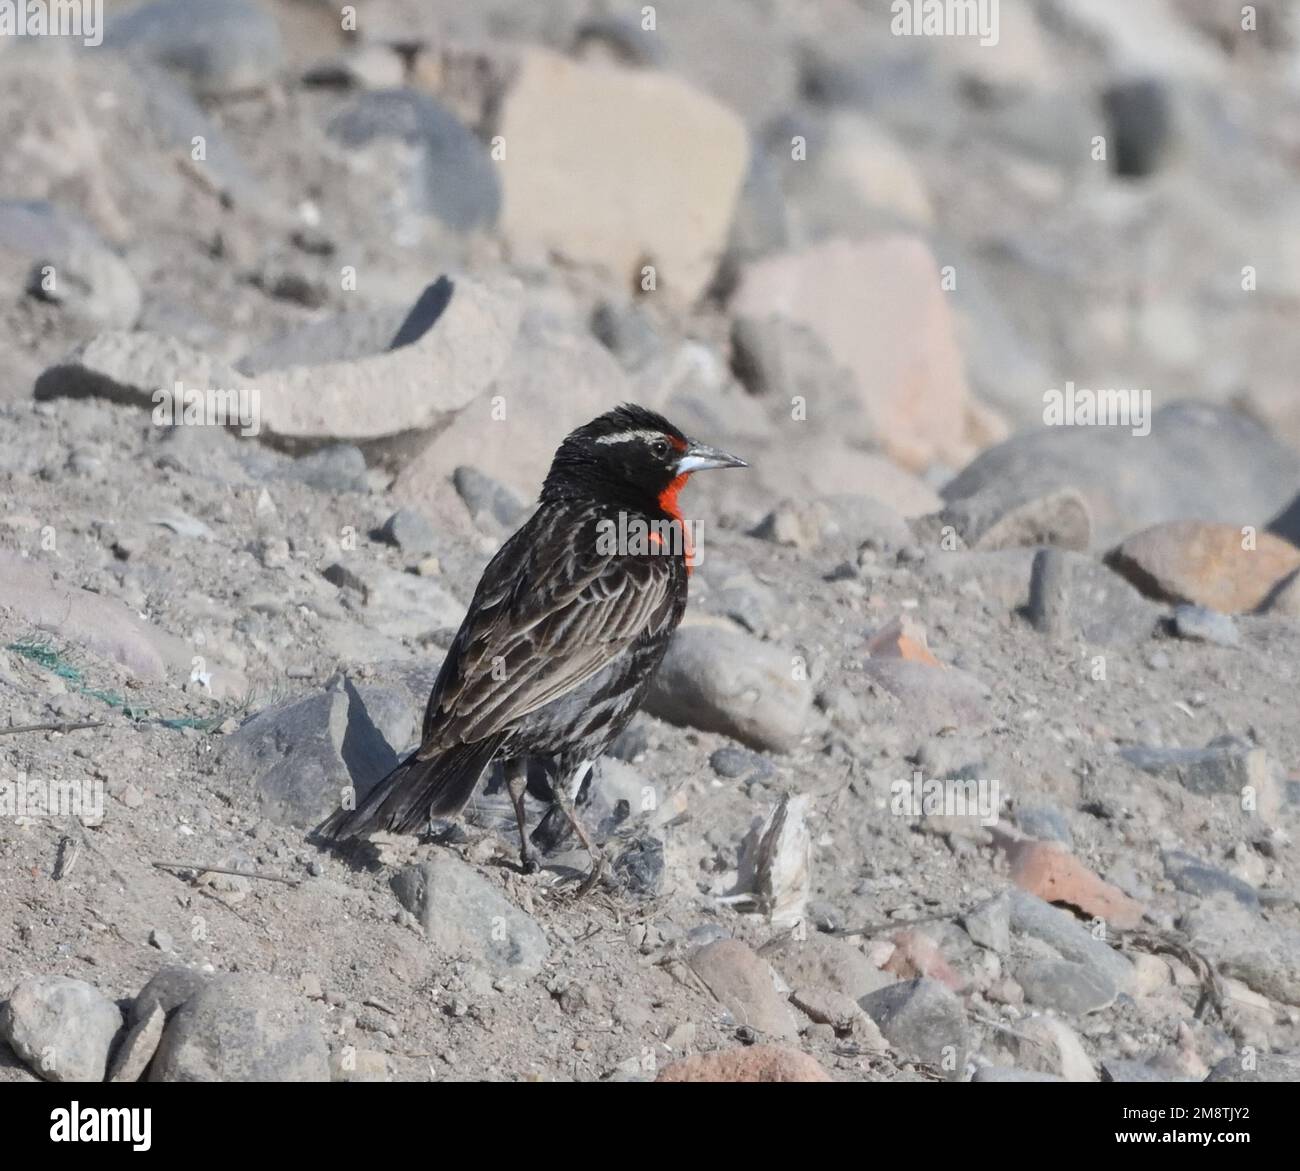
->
[[593, 429, 667, 445]]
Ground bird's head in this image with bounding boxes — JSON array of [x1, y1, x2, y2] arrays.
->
[[541, 404, 747, 516]]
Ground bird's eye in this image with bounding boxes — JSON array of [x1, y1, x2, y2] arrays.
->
[[650, 437, 670, 457]]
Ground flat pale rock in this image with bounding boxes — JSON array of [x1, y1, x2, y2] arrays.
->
[[108, 1004, 165, 1082], [497, 48, 748, 302], [1107, 521, 1300, 614], [35, 277, 523, 458], [688, 939, 799, 1040]]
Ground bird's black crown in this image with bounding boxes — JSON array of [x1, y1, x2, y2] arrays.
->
[[541, 404, 689, 511]]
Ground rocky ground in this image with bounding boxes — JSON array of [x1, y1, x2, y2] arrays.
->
[[3, 0, 1300, 1084]]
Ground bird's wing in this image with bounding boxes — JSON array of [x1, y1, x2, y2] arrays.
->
[[418, 504, 679, 753]]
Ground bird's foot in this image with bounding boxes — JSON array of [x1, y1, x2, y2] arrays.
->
[[518, 849, 540, 876], [572, 849, 606, 898]]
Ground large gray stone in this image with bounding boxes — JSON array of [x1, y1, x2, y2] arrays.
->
[[942, 402, 1300, 549], [644, 623, 811, 753], [108, 0, 284, 97], [130, 966, 212, 1026], [1017, 959, 1118, 1015], [1007, 890, 1138, 995], [222, 677, 414, 827], [150, 974, 328, 1081], [328, 90, 500, 233], [0, 200, 140, 328], [1, 976, 123, 1082], [859, 977, 968, 1078]]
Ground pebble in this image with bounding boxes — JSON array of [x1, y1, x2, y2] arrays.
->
[[1016, 959, 1118, 1015], [390, 853, 549, 978], [108, 1004, 165, 1083], [380, 507, 439, 559], [1162, 849, 1259, 909], [709, 746, 773, 780], [1171, 603, 1240, 647]]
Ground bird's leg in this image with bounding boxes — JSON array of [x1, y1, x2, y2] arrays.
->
[[552, 762, 604, 896], [504, 758, 538, 874]]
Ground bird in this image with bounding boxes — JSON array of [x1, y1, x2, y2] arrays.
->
[[317, 404, 747, 892]]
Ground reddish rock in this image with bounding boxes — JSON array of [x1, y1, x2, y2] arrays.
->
[[656, 1045, 831, 1083], [1106, 521, 1300, 614], [884, 929, 964, 991], [867, 616, 942, 667], [1003, 840, 1144, 930], [732, 236, 973, 471]]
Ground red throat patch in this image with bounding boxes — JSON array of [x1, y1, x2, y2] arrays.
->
[[657, 472, 693, 574]]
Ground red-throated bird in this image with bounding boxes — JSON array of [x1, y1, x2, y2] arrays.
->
[[317, 404, 746, 891]]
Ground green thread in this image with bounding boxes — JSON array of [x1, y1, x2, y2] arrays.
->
[[5, 639, 221, 731]]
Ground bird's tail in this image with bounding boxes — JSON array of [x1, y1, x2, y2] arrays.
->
[[315, 735, 504, 841]]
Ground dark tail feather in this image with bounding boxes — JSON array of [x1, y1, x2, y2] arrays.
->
[[316, 735, 503, 841]]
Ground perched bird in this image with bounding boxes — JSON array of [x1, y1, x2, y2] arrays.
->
[[318, 404, 746, 891]]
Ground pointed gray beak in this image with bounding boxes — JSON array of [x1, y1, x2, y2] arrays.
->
[[677, 440, 748, 474]]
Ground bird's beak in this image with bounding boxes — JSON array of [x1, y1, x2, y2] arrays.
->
[[676, 440, 748, 475]]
